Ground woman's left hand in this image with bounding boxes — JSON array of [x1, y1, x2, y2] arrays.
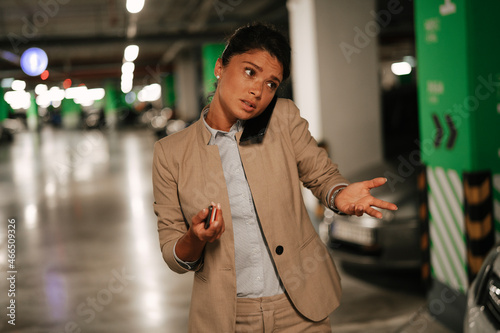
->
[[334, 177, 398, 219]]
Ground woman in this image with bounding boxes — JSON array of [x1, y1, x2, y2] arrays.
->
[[152, 23, 397, 332]]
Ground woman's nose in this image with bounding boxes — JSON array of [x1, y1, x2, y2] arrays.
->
[[249, 81, 263, 98]]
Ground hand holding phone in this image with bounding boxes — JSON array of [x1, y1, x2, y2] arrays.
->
[[204, 204, 218, 229]]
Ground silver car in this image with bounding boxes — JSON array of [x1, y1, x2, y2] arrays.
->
[[321, 160, 422, 269], [464, 244, 500, 332]]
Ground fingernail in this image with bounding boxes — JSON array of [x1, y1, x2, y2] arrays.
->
[[217, 203, 221, 209], [211, 201, 216, 206]]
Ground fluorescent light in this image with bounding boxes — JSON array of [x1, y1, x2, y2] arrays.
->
[[138, 83, 161, 102], [126, 0, 145, 14], [121, 72, 134, 82], [391, 62, 412, 76], [36, 94, 51, 108], [35, 84, 48, 95], [87, 88, 105, 101], [5, 91, 31, 109], [11, 80, 26, 91], [124, 45, 139, 62], [121, 81, 133, 94], [122, 61, 135, 74], [48, 87, 65, 101], [65, 86, 88, 99]]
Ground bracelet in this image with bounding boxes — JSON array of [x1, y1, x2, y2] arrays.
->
[[329, 187, 345, 214]]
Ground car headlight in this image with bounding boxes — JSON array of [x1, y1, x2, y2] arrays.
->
[[485, 274, 500, 326]]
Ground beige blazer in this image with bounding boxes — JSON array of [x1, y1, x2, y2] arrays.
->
[[153, 98, 348, 332]]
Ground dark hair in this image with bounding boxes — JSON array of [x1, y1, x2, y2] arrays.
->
[[221, 23, 291, 81]]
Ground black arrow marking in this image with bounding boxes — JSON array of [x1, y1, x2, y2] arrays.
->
[[445, 114, 457, 149], [432, 113, 443, 148]]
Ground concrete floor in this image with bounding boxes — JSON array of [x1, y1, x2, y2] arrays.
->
[[0, 127, 452, 332]]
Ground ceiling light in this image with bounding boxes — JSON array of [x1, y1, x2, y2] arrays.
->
[[124, 45, 139, 62], [35, 84, 48, 95], [11, 80, 26, 91], [391, 62, 412, 76], [122, 61, 135, 74], [126, 0, 145, 14], [20, 47, 48, 76]]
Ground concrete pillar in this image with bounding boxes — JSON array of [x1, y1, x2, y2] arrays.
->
[[287, 0, 383, 178], [415, 1, 500, 331], [26, 92, 38, 131], [174, 48, 199, 121]]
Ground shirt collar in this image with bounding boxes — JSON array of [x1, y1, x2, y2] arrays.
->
[[202, 107, 244, 143]]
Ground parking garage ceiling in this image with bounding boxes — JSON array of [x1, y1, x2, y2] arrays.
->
[[0, 0, 413, 88]]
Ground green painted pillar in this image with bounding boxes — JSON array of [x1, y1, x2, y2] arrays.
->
[[61, 97, 81, 129], [105, 82, 121, 128], [202, 43, 225, 101], [163, 74, 176, 108], [0, 87, 9, 123], [415, 1, 500, 328]]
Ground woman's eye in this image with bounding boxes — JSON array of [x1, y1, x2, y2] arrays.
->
[[267, 82, 277, 90], [245, 68, 254, 76]]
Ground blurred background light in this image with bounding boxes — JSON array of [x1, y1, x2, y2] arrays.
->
[[121, 73, 134, 82], [126, 0, 145, 14], [65, 86, 87, 99], [63, 78, 72, 89], [5, 90, 31, 109], [391, 61, 412, 76], [125, 91, 137, 104], [402, 55, 416, 68], [20, 47, 48, 76], [122, 61, 135, 74], [137, 83, 161, 102], [48, 87, 65, 101], [35, 84, 48, 95], [1, 78, 14, 88], [11, 80, 26, 91], [124, 45, 140, 62], [41, 70, 50, 80], [121, 81, 133, 94]]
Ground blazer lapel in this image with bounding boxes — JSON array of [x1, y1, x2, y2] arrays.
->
[[195, 118, 235, 269], [237, 131, 270, 230]]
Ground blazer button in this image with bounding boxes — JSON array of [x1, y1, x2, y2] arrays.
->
[[275, 246, 284, 255]]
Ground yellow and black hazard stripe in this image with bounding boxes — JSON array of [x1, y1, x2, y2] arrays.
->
[[418, 165, 431, 289], [464, 171, 495, 282]]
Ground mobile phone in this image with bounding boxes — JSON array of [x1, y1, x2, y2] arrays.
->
[[204, 205, 218, 229], [239, 95, 277, 145]]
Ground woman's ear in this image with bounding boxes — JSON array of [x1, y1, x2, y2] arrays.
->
[[214, 58, 223, 79]]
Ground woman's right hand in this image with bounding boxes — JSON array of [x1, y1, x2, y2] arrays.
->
[[174, 203, 225, 263], [188, 203, 225, 243]]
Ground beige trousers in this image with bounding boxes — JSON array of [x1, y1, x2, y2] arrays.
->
[[235, 293, 332, 332]]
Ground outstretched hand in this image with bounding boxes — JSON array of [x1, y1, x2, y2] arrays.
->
[[334, 177, 398, 219]]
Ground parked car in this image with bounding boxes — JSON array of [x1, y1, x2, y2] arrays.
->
[[464, 244, 500, 332], [321, 160, 422, 269]]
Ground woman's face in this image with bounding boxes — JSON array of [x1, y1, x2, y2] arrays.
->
[[211, 49, 283, 129]]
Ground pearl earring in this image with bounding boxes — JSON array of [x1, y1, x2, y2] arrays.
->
[[216, 75, 220, 79]]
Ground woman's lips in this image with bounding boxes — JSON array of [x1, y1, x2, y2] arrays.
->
[[241, 99, 256, 112]]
